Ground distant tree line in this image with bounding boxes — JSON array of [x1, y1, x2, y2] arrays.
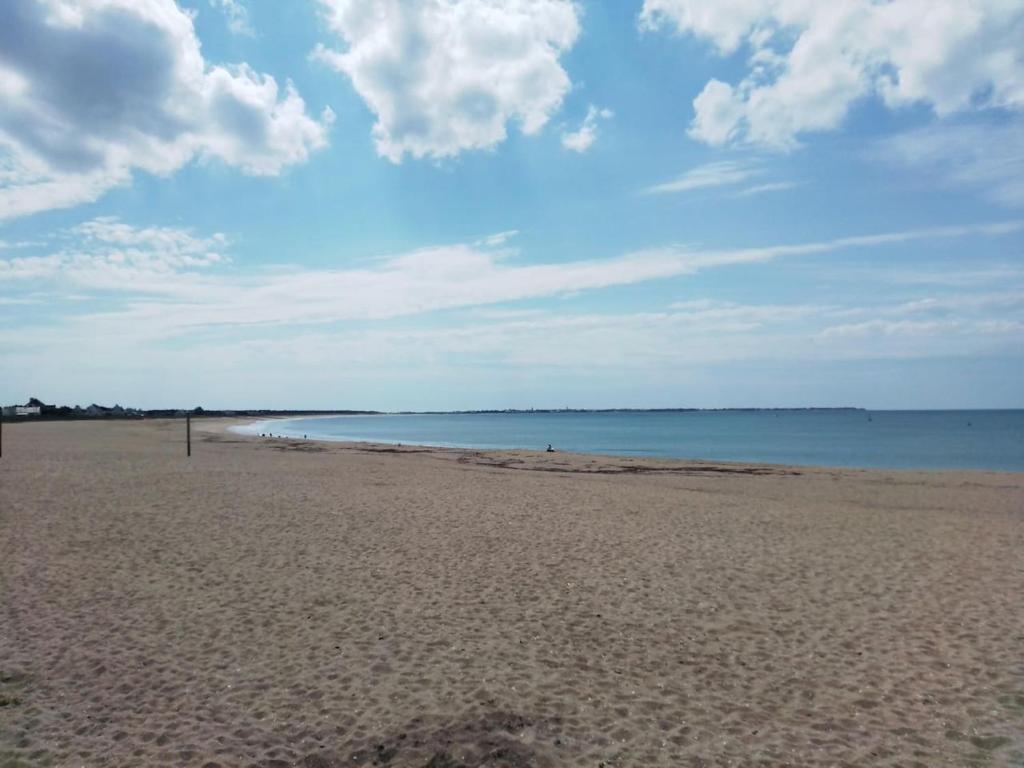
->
[[0, 397, 379, 420]]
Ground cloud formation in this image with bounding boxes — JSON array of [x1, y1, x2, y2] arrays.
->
[[0, 217, 228, 286], [879, 118, 1024, 207], [8, 293, 1019, 399], [210, 0, 255, 37], [0, 0, 332, 219], [561, 105, 613, 153], [4, 217, 1019, 343], [643, 160, 796, 197], [732, 181, 798, 197], [641, 0, 1024, 148], [644, 160, 761, 194], [4, 218, 1021, 408], [312, 0, 581, 162]]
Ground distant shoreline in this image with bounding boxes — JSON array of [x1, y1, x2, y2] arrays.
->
[[394, 406, 867, 414], [15, 406, 1024, 424], [3, 406, 871, 423], [0, 408, 381, 422]]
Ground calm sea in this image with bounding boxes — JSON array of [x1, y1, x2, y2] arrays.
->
[[236, 410, 1024, 471]]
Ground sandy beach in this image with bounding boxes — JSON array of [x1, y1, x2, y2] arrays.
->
[[1, 418, 1022, 767]]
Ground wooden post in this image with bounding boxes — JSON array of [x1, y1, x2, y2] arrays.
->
[[186, 414, 191, 457]]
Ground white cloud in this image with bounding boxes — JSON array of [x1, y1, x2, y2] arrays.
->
[[816, 318, 1003, 342], [0, 0, 332, 220], [644, 160, 796, 196], [0, 237, 42, 250], [3, 217, 1019, 350], [809, 261, 1024, 288], [644, 160, 759, 194], [16, 292, 1015, 380], [642, 0, 1024, 148], [475, 230, 520, 247], [441, 296, 1023, 368], [4, 221, 1022, 408], [210, 0, 255, 37], [688, 79, 747, 146], [0, 162, 129, 221], [879, 118, 1024, 207], [888, 291, 1024, 316], [0, 217, 227, 285], [312, 0, 581, 162], [561, 105, 613, 153], [666, 298, 820, 329], [734, 180, 798, 197]]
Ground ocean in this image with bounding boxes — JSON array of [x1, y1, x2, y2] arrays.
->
[[235, 410, 1024, 471]]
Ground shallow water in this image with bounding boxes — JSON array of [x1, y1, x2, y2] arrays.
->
[[236, 409, 1024, 471]]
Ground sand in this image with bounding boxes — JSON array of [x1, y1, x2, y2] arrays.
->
[[1, 418, 1022, 768]]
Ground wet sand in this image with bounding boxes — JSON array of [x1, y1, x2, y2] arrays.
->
[[1, 418, 1022, 767]]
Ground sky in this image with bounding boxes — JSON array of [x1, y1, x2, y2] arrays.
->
[[1, 0, 1022, 411]]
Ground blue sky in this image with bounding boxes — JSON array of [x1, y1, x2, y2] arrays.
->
[[1, 0, 1022, 410]]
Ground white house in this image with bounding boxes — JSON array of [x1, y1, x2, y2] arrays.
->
[[3, 398, 52, 417]]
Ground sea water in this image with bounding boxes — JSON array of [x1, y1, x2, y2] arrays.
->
[[235, 410, 1024, 471]]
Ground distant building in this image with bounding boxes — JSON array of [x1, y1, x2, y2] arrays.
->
[[2, 398, 143, 419], [18, 397, 56, 416]]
